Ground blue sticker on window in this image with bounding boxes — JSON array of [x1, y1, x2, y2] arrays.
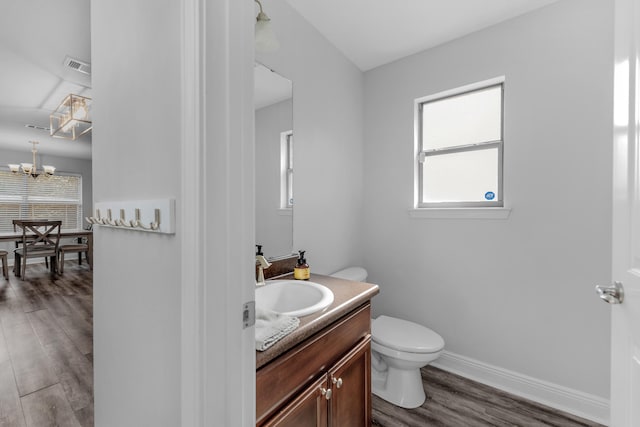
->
[[485, 191, 495, 200]]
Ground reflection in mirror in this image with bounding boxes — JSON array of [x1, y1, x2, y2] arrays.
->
[[255, 63, 293, 259]]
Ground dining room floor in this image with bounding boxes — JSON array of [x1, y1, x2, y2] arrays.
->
[[0, 260, 93, 427], [372, 366, 605, 427]]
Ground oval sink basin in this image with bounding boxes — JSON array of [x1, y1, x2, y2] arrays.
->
[[256, 280, 334, 317]]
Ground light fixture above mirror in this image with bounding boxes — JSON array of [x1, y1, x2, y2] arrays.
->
[[49, 94, 92, 140], [255, 0, 279, 53]]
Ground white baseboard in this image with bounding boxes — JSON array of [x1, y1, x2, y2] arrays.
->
[[431, 351, 610, 426]]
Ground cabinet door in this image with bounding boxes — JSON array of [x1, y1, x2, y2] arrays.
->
[[263, 375, 329, 427], [328, 338, 371, 427]]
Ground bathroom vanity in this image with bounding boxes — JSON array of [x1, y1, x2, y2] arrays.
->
[[256, 274, 379, 426]]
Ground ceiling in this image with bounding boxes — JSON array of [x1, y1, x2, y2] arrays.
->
[[285, 0, 560, 71], [0, 1, 559, 160], [0, 0, 92, 160]]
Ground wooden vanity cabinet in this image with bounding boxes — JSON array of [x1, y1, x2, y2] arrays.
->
[[257, 304, 372, 427], [263, 338, 371, 427]]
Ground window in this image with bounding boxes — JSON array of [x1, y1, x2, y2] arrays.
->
[[416, 78, 504, 208], [0, 169, 82, 232], [280, 130, 293, 209]]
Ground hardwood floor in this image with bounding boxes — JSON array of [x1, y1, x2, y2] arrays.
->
[[372, 366, 605, 427], [0, 261, 92, 427]]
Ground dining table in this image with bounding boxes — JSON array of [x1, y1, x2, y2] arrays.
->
[[0, 228, 93, 271]]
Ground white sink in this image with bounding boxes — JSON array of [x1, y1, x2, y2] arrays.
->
[[256, 280, 334, 317]]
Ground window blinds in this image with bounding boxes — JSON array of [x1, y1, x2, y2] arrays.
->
[[0, 170, 82, 232]]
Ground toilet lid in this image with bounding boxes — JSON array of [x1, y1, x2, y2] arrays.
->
[[372, 315, 444, 354]]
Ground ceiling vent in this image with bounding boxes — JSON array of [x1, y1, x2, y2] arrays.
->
[[64, 55, 91, 75], [24, 124, 50, 131]]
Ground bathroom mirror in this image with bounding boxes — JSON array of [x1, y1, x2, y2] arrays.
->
[[255, 63, 294, 259]]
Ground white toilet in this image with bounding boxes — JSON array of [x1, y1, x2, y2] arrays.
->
[[331, 267, 445, 409]]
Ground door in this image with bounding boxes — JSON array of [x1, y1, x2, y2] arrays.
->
[[607, 0, 640, 425]]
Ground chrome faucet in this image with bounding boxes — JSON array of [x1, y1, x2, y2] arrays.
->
[[256, 254, 272, 286]]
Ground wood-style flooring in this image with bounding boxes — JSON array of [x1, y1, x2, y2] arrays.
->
[[372, 366, 605, 427], [0, 261, 93, 427]]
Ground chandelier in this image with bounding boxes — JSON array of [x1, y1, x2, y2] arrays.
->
[[8, 141, 55, 179], [49, 94, 92, 140]]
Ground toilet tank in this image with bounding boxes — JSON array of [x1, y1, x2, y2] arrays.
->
[[331, 267, 368, 282]]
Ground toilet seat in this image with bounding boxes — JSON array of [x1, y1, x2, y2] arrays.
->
[[372, 315, 444, 354]]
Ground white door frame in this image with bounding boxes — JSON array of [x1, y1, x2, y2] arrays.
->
[[181, 0, 256, 425]]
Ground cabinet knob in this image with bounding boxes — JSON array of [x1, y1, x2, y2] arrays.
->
[[332, 377, 343, 389], [320, 387, 332, 400]]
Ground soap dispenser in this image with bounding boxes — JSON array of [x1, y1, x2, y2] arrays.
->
[[294, 250, 310, 280]]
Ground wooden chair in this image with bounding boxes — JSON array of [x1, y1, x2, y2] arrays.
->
[[13, 220, 62, 280], [58, 240, 91, 273], [12, 220, 50, 272], [13, 237, 49, 271], [0, 250, 8, 280]]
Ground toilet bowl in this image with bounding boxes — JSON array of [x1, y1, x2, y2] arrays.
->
[[331, 267, 445, 409]]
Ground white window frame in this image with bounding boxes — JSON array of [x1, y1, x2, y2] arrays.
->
[[414, 77, 506, 212], [0, 167, 83, 232], [280, 130, 293, 210]]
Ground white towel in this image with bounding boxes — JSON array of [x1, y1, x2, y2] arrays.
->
[[255, 306, 300, 351]]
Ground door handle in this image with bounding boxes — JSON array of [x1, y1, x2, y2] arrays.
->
[[595, 281, 624, 304]]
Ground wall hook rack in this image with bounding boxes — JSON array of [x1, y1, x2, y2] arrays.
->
[[87, 199, 175, 234]]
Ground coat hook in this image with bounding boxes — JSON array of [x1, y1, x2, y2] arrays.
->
[[129, 208, 138, 227], [150, 209, 161, 230], [95, 209, 106, 225], [134, 208, 152, 230], [116, 209, 128, 227], [106, 209, 118, 226]]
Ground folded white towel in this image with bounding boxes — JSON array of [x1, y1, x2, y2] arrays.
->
[[255, 306, 300, 352]]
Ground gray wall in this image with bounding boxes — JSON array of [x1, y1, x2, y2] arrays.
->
[[363, 0, 613, 399], [256, 0, 365, 274], [92, 0, 256, 424], [91, 1, 181, 425]]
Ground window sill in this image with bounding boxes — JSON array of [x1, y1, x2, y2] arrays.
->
[[278, 208, 292, 216], [408, 207, 511, 219]]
